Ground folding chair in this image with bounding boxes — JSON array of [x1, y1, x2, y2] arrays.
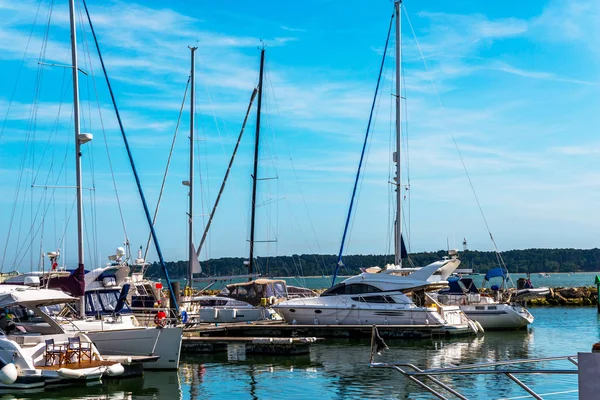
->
[[45, 338, 66, 366], [67, 336, 92, 364]]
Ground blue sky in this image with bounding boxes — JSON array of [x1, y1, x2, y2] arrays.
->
[[0, 0, 599, 272]]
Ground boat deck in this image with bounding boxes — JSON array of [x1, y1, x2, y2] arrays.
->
[[38, 359, 118, 371]]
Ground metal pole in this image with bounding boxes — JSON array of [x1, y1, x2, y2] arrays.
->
[[394, 0, 403, 267], [69, 0, 85, 318], [249, 48, 265, 277], [188, 46, 197, 290]]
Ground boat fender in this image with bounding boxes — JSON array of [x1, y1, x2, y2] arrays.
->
[[181, 310, 188, 324], [467, 320, 478, 334], [106, 363, 125, 377], [268, 296, 277, 305], [474, 320, 484, 334], [58, 368, 85, 379], [154, 311, 167, 328], [0, 363, 17, 385]]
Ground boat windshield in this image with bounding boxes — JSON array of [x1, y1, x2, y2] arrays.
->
[[84, 290, 133, 316]]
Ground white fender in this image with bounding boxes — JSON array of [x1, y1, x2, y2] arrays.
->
[[0, 363, 17, 385], [106, 363, 125, 377], [467, 320, 478, 334], [474, 320, 485, 334], [57, 368, 85, 379]]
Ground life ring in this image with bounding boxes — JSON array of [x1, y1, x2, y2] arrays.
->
[[154, 311, 167, 328], [268, 296, 277, 305], [460, 298, 467, 306]]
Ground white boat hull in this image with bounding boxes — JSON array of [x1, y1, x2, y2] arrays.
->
[[76, 326, 182, 370], [461, 304, 533, 329], [198, 307, 276, 323], [275, 298, 474, 334]]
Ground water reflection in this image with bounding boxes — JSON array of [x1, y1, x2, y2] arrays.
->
[[177, 311, 579, 400], [0, 371, 182, 400], [4, 308, 594, 399]]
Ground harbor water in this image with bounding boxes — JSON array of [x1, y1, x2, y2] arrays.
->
[[10, 306, 599, 399]]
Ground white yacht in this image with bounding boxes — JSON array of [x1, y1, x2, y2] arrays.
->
[[0, 286, 124, 390], [182, 279, 287, 324], [434, 276, 534, 330], [274, 260, 478, 335], [5, 251, 183, 370], [55, 258, 183, 370]]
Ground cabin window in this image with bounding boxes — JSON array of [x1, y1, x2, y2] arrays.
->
[[321, 283, 382, 296], [315, 310, 322, 314], [487, 306, 497, 310], [273, 282, 287, 297], [475, 306, 485, 310], [352, 295, 395, 304]]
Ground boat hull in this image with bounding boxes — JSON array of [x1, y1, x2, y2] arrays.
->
[[275, 298, 473, 334], [81, 327, 182, 370], [461, 304, 533, 330]]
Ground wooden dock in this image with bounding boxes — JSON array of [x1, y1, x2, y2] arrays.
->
[[185, 321, 454, 339], [182, 335, 317, 355]]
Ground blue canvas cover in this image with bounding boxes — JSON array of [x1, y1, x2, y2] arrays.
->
[[484, 267, 507, 281]]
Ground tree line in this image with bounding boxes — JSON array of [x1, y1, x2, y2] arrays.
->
[[145, 248, 600, 279]]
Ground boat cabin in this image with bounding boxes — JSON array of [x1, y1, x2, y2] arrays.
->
[[219, 279, 288, 306]]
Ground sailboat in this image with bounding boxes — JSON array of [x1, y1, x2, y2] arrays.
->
[[2, 0, 183, 370], [176, 47, 291, 324], [273, 1, 476, 334]]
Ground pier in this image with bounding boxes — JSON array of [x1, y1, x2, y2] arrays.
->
[[182, 335, 317, 355], [183, 320, 461, 341]]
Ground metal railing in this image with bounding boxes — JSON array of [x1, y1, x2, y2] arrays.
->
[[368, 326, 578, 400]]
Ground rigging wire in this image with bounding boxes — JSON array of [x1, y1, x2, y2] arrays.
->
[[401, 52, 412, 254], [1, 1, 54, 272], [143, 76, 190, 264], [82, 0, 179, 313], [196, 66, 248, 259], [0, 0, 44, 143], [386, 33, 395, 265], [402, 5, 511, 278], [77, 1, 99, 266], [263, 65, 330, 279], [332, 11, 395, 285]]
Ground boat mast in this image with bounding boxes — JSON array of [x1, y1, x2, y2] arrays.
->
[[69, 0, 85, 317], [187, 46, 197, 289], [248, 47, 265, 277], [394, 0, 403, 267]]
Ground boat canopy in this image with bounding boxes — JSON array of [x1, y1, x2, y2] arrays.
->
[[0, 286, 75, 308], [484, 267, 507, 281], [221, 279, 287, 306], [445, 277, 479, 294], [84, 288, 133, 316]]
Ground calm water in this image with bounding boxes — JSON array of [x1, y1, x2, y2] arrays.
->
[[11, 307, 600, 399]]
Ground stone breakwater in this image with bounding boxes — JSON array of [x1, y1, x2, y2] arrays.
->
[[528, 287, 598, 306]]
